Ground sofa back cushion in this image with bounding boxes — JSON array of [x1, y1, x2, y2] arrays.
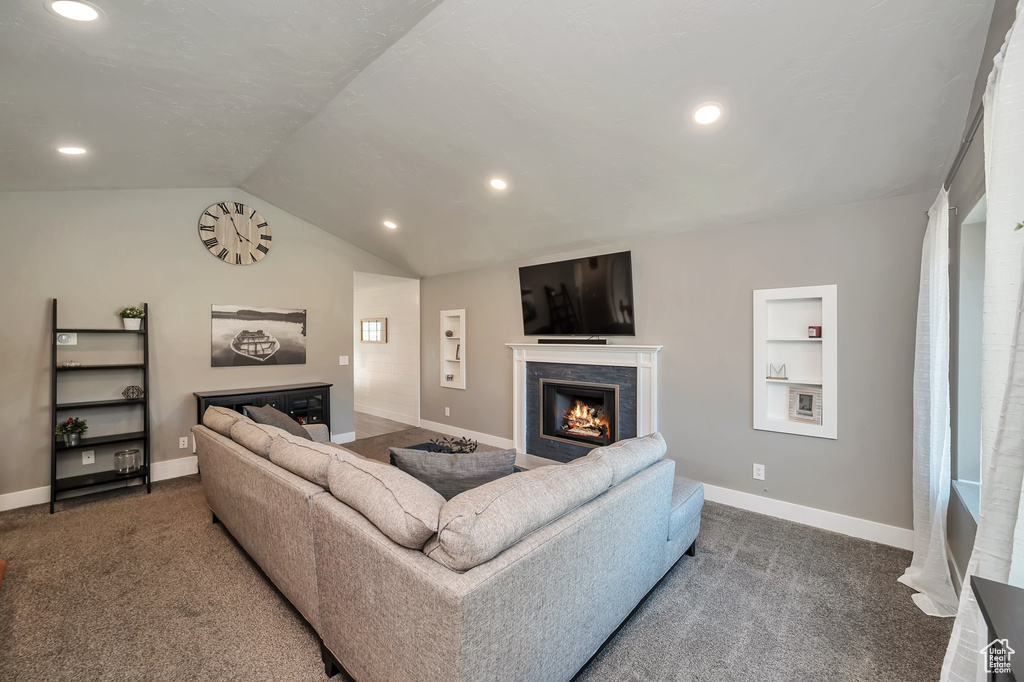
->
[[229, 420, 288, 459], [269, 432, 340, 488], [424, 457, 614, 571], [327, 454, 445, 549], [389, 447, 517, 500], [202, 405, 253, 437], [586, 432, 667, 486], [244, 404, 311, 440]]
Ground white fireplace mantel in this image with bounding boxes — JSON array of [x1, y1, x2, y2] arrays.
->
[[507, 343, 662, 456]]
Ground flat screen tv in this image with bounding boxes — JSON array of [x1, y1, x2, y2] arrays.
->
[[519, 251, 635, 336]]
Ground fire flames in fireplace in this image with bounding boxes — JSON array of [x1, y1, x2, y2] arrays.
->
[[563, 399, 610, 440]]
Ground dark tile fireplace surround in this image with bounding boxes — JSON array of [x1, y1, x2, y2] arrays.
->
[[526, 362, 638, 462]]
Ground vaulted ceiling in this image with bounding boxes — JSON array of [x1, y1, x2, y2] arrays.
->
[[1, 0, 995, 275]]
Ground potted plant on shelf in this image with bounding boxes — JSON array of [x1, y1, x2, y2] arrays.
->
[[56, 417, 88, 447], [119, 306, 145, 331]]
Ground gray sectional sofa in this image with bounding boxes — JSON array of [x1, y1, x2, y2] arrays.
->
[[192, 406, 704, 682]]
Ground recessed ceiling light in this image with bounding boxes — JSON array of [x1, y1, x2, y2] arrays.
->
[[57, 146, 87, 155], [48, 1, 100, 21], [489, 177, 508, 190], [693, 103, 722, 125], [383, 220, 397, 230]]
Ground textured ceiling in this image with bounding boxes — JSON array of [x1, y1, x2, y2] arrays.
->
[[0, 0, 441, 190], [2, 0, 994, 276]]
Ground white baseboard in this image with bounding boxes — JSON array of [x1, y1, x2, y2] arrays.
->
[[354, 405, 419, 427], [332, 431, 356, 444], [702, 483, 914, 550], [418, 420, 515, 450], [151, 455, 198, 481], [0, 455, 200, 512], [0, 485, 50, 512]]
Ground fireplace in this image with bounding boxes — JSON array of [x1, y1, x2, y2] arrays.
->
[[540, 379, 619, 448]]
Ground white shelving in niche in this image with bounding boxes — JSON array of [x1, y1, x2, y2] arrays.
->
[[753, 285, 837, 439], [440, 309, 466, 390]]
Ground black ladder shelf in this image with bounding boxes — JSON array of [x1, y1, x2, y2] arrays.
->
[[50, 299, 152, 513]]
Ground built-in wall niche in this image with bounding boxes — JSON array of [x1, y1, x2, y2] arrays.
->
[[440, 309, 466, 390], [753, 285, 837, 439]]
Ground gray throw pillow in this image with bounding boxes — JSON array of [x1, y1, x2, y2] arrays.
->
[[244, 404, 310, 440], [389, 447, 517, 500]]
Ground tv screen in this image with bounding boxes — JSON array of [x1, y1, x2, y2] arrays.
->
[[519, 251, 635, 336]]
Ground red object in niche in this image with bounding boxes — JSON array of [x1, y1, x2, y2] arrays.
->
[[808, 326, 822, 338]]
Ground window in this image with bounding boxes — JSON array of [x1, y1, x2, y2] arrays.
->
[[954, 195, 985, 520], [360, 318, 387, 343]]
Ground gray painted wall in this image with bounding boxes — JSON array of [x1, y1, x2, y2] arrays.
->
[[0, 188, 410, 496], [421, 192, 932, 529]]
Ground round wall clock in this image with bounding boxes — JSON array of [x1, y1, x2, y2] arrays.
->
[[197, 201, 272, 265]]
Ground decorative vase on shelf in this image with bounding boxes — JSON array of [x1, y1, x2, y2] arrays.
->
[[64, 433, 81, 447], [123, 318, 142, 331]]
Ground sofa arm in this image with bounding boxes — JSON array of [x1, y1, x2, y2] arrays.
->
[[303, 423, 331, 443]]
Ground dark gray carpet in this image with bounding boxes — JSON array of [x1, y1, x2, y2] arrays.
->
[[342, 427, 500, 463], [0, 477, 951, 681]]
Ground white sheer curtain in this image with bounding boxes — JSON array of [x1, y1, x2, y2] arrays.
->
[[899, 189, 959, 617], [942, 3, 1024, 678]]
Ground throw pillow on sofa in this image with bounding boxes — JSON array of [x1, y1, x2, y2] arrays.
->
[[327, 453, 445, 549], [244, 404, 311, 440], [230, 420, 288, 459], [389, 447, 517, 500]]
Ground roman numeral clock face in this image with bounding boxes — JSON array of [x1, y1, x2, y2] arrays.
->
[[197, 202, 272, 265]]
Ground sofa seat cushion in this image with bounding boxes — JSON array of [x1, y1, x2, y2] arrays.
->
[[389, 447, 517, 500], [327, 454, 445, 549], [670, 477, 704, 540], [244, 404, 311, 440], [424, 457, 614, 571], [229, 420, 287, 459], [202, 405, 254, 437], [586, 432, 667, 486], [269, 432, 341, 488]]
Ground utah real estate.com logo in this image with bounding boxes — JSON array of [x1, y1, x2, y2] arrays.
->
[[981, 638, 1015, 675]]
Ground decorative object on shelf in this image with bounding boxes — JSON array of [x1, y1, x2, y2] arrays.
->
[[808, 326, 822, 338], [198, 201, 272, 265], [122, 385, 144, 400], [360, 317, 387, 343], [211, 305, 306, 367], [455, 344, 461, 360], [428, 436, 479, 453], [55, 417, 88, 447], [61, 360, 81, 368], [788, 386, 823, 425], [445, 373, 454, 382], [114, 449, 141, 475], [445, 330, 454, 338], [56, 333, 77, 346], [767, 363, 787, 380], [119, 305, 145, 330]]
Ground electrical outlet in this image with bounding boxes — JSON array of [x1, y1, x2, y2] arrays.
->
[[753, 463, 765, 481], [339, 355, 349, 365], [445, 407, 450, 417], [179, 437, 189, 449], [82, 450, 95, 465]]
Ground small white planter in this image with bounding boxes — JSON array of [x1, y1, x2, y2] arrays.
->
[[122, 318, 143, 331]]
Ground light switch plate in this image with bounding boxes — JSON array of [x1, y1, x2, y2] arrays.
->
[[339, 355, 349, 365]]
